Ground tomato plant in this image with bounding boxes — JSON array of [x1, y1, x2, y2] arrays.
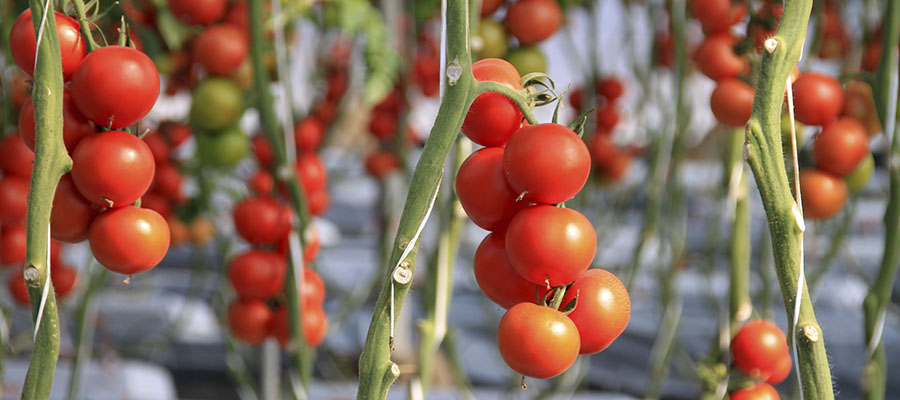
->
[[503, 123, 591, 204], [19, 89, 95, 153], [70, 130, 155, 208], [50, 174, 98, 243], [505, 0, 562, 45], [800, 168, 848, 220], [693, 34, 747, 81], [731, 320, 791, 381], [710, 78, 755, 127], [227, 299, 273, 345], [9, 10, 85, 79], [228, 250, 286, 300], [497, 302, 580, 379], [462, 58, 523, 147], [561, 269, 631, 354], [456, 147, 527, 231], [232, 196, 291, 245], [88, 206, 170, 274], [473, 232, 543, 309], [812, 117, 869, 176], [792, 72, 844, 127]]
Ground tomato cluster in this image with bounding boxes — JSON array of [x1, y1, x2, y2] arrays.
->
[[569, 77, 633, 182], [476, 0, 561, 75], [363, 88, 418, 179], [729, 320, 792, 399]]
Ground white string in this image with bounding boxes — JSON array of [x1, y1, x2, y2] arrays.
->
[[32, 0, 54, 71], [270, 0, 298, 164], [33, 225, 52, 341], [785, 71, 807, 400]]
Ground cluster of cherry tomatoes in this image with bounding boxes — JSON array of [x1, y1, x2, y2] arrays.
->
[[476, 0, 562, 75], [363, 88, 410, 179], [729, 320, 792, 399], [456, 58, 630, 379], [570, 77, 633, 182]]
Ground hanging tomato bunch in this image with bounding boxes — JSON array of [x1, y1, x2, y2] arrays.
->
[[570, 77, 633, 183], [475, 0, 562, 75]]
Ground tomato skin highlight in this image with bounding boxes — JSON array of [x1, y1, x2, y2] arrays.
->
[[227, 299, 273, 345], [710, 78, 754, 127], [792, 73, 844, 126], [456, 147, 527, 231], [71, 130, 156, 208], [9, 10, 86, 80], [88, 206, 170, 275], [800, 169, 848, 220], [497, 303, 580, 379], [473, 232, 544, 309], [462, 59, 523, 147], [812, 117, 869, 176], [505, 0, 562, 45], [731, 320, 790, 381], [562, 269, 630, 354], [503, 123, 591, 204], [51, 174, 99, 243]]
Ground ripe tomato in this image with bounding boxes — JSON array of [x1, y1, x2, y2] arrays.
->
[[298, 267, 326, 308], [51, 174, 99, 243], [689, 0, 746, 34], [152, 162, 185, 202], [270, 305, 328, 348], [19, 90, 96, 153], [595, 105, 620, 131], [168, 0, 227, 25], [506, 205, 596, 287], [302, 227, 321, 263], [731, 320, 790, 380], [88, 206, 170, 274], [249, 169, 275, 195], [710, 78, 754, 127], [307, 189, 330, 216], [7, 270, 30, 305], [1, 225, 27, 266], [251, 135, 274, 166], [800, 169, 848, 220], [364, 150, 401, 179], [368, 111, 397, 141], [506, 0, 562, 45], [506, 46, 547, 75], [9, 10, 86, 79], [498, 303, 580, 378], [845, 153, 874, 193], [192, 24, 248, 76], [167, 217, 190, 246], [196, 126, 250, 168], [190, 78, 243, 131], [159, 121, 193, 147], [5, 68, 31, 109], [140, 192, 172, 219], [503, 124, 591, 204], [227, 299, 273, 345], [228, 250, 286, 300], [477, 19, 508, 59], [812, 117, 869, 176], [456, 147, 527, 231], [693, 34, 748, 81], [0, 176, 29, 227], [294, 117, 325, 152], [767, 353, 792, 384], [70, 46, 159, 129], [224, 1, 249, 32], [792, 73, 844, 126], [0, 134, 34, 178], [842, 80, 881, 137], [295, 153, 327, 194], [474, 232, 544, 309], [481, 0, 503, 16], [51, 263, 78, 299], [462, 58, 523, 147], [233, 197, 291, 245], [142, 133, 170, 164], [561, 269, 630, 354], [71, 130, 155, 208], [597, 77, 625, 102], [730, 383, 781, 400]]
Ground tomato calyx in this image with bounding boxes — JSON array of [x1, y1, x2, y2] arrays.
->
[[521, 72, 560, 107], [538, 282, 578, 314]]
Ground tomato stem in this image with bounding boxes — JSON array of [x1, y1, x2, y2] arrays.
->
[[547, 285, 567, 310], [475, 80, 539, 125], [70, 0, 101, 53]]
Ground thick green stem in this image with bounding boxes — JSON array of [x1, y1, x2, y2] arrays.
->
[[356, 1, 477, 397], [70, 0, 100, 53], [22, 1, 72, 398], [726, 130, 751, 331], [743, 0, 834, 398], [66, 264, 108, 400]]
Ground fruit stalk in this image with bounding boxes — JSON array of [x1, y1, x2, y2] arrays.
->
[[726, 129, 751, 331], [22, 0, 71, 398], [70, 0, 100, 53], [862, 1, 900, 398], [356, 0, 477, 397], [742, 0, 834, 398]]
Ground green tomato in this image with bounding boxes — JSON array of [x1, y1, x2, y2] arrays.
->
[[506, 46, 547, 75], [477, 19, 508, 59], [196, 126, 249, 168], [190, 78, 243, 132], [844, 153, 874, 193]]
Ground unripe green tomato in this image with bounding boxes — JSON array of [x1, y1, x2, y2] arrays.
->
[[154, 53, 174, 76], [196, 126, 249, 168], [506, 46, 546, 75], [476, 19, 508, 59], [844, 153, 874, 193], [190, 78, 243, 131]]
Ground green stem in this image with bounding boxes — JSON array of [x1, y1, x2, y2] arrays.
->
[[66, 263, 108, 400], [356, 1, 477, 397], [474, 81, 538, 125], [70, 0, 100, 53], [726, 130, 752, 331], [743, 0, 834, 398]]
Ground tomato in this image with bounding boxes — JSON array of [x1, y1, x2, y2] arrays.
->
[[710, 78, 754, 127], [597, 77, 625, 103], [368, 111, 397, 141], [767, 353, 792, 384], [300, 267, 326, 308], [845, 153, 874, 193], [481, 0, 504, 15], [590, 134, 619, 170], [233, 197, 291, 245], [0, 176, 29, 227], [140, 192, 172, 219], [498, 303, 580, 378], [456, 147, 527, 231], [51, 174, 99, 243], [122, 0, 157, 26], [249, 169, 275, 195], [142, 132, 170, 164], [71, 130, 155, 208], [152, 162, 185, 202], [477, 19, 508, 59], [731, 320, 790, 381], [812, 117, 869, 176], [5, 68, 31, 109], [224, 1, 249, 32], [595, 105, 620, 131], [192, 24, 248, 76], [506, 0, 562, 45], [792, 73, 844, 126], [302, 227, 321, 263], [1, 225, 27, 266], [167, 217, 190, 246], [9, 10, 86, 80], [19, 90, 96, 153], [228, 250, 286, 300], [196, 126, 250, 168], [270, 305, 328, 348], [842, 80, 881, 137], [70, 46, 159, 129], [569, 87, 584, 111], [503, 124, 591, 204], [88, 206, 170, 274], [689, 0, 746, 34], [0, 134, 34, 178], [168, 0, 227, 25], [188, 217, 217, 246], [506, 46, 546, 75], [227, 299, 273, 345], [51, 263, 78, 299], [693, 34, 748, 81], [800, 169, 848, 220], [561, 269, 630, 354], [190, 78, 243, 131], [730, 383, 781, 400], [364, 150, 401, 179], [294, 117, 325, 152], [7, 270, 30, 305], [159, 121, 192, 147], [462, 58, 523, 147], [49, 239, 62, 266], [295, 153, 328, 194], [506, 205, 596, 287], [307, 189, 330, 216], [251, 135, 274, 166], [474, 232, 543, 309]]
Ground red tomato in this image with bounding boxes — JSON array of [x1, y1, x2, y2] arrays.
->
[[498, 303, 580, 378], [249, 169, 275, 195], [462, 58, 523, 147], [7, 270, 30, 305], [9, 10, 86, 80], [767, 353, 792, 384], [295, 153, 327, 194], [142, 132, 170, 164], [710, 78, 754, 127], [5, 68, 31, 109], [88, 206, 170, 274], [505, 205, 596, 287], [368, 111, 397, 141], [159, 121, 192, 147], [223, 1, 249, 32], [800, 169, 848, 220], [270, 305, 328, 348], [302, 227, 321, 263], [503, 124, 591, 204], [51, 174, 99, 243], [70, 46, 160, 129], [597, 77, 625, 102], [168, 0, 227, 25], [561, 269, 630, 354], [730, 383, 781, 400], [481, 0, 504, 16], [568, 87, 584, 111], [0, 176, 29, 227], [456, 147, 527, 231], [227, 299, 273, 345], [1, 225, 27, 266], [193, 24, 248, 76], [71, 130, 155, 208], [19, 90, 96, 153], [595, 105, 620, 131], [474, 232, 544, 309], [364, 150, 401, 179], [693, 34, 748, 81], [140, 192, 172, 220], [0, 134, 35, 178], [152, 162, 185, 202], [294, 117, 325, 152], [307, 189, 330, 216], [122, 0, 157, 26], [731, 320, 790, 381], [689, 0, 747, 34], [792, 73, 844, 126], [505, 0, 562, 45], [233, 197, 291, 245], [299, 267, 326, 308], [812, 117, 869, 176], [251, 135, 274, 166], [228, 250, 286, 300], [51, 263, 78, 299]]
